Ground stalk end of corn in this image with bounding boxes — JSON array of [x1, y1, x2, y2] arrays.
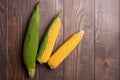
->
[[39, 60, 45, 64], [48, 62, 56, 69], [28, 68, 35, 77]]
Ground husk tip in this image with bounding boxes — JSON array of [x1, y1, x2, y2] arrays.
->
[[57, 11, 62, 18], [36, 2, 40, 8], [37, 59, 44, 64]]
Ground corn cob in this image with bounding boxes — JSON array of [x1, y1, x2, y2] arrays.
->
[[37, 12, 62, 64], [23, 3, 40, 77], [47, 30, 84, 69]]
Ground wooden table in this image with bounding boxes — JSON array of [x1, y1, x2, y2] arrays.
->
[[0, 0, 119, 80]]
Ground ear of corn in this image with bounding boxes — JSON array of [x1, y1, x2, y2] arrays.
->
[[37, 12, 62, 64], [47, 30, 84, 69], [23, 3, 40, 77]]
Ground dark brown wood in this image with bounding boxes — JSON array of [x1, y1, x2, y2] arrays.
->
[[95, 0, 120, 80], [0, 0, 120, 80], [0, 0, 8, 80]]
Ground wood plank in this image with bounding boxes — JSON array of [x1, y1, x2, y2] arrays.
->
[[7, 0, 38, 80], [63, 0, 94, 80], [95, 0, 120, 80], [0, 0, 8, 80]]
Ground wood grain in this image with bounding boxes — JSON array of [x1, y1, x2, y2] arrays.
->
[[95, 0, 120, 80], [0, 0, 8, 80], [0, 0, 120, 80]]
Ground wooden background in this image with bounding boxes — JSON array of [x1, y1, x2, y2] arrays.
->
[[0, 0, 119, 80]]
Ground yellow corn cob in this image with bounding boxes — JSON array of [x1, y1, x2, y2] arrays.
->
[[40, 18, 61, 63], [47, 30, 84, 69]]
